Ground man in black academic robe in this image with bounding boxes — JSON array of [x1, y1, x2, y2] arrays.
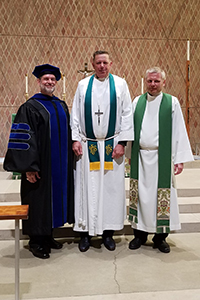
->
[[4, 64, 74, 259]]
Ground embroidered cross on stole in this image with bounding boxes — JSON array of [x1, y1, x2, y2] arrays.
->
[[129, 93, 172, 233], [84, 74, 117, 171]]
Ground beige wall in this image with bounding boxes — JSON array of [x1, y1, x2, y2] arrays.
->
[[1, 0, 200, 156]]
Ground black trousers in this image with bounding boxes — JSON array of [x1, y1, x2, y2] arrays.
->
[[80, 230, 114, 238], [29, 233, 53, 247], [134, 229, 168, 244]]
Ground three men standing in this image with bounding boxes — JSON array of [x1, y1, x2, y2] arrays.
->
[[4, 59, 194, 257]]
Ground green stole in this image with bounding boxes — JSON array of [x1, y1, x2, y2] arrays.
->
[[84, 73, 117, 171], [129, 92, 172, 233]]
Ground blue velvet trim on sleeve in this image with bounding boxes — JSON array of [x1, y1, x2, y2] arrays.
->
[[11, 123, 30, 131], [9, 133, 31, 140], [8, 142, 30, 150]]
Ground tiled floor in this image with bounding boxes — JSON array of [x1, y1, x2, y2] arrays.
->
[[0, 233, 200, 300]]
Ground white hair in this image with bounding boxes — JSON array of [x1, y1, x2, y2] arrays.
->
[[145, 67, 166, 80]]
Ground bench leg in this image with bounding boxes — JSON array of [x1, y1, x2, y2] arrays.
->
[[15, 219, 20, 300]]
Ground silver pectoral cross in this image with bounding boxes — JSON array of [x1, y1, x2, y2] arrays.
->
[[95, 106, 103, 125]]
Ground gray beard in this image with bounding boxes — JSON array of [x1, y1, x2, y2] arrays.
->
[[41, 86, 55, 96]]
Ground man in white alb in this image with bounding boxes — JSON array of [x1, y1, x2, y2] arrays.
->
[[71, 50, 134, 252], [128, 67, 194, 253]]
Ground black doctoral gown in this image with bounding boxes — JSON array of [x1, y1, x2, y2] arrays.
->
[[4, 94, 74, 236]]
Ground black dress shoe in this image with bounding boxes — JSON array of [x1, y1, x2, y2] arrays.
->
[[46, 238, 63, 249], [29, 245, 50, 259], [103, 237, 116, 251], [79, 236, 90, 252], [153, 240, 170, 253], [129, 237, 143, 250]]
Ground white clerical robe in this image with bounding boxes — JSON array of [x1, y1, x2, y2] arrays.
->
[[70, 75, 134, 236], [130, 92, 194, 232]]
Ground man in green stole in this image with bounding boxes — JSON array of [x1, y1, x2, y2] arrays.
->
[[71, 51, 134, 252], [128, 67, 193, 253]]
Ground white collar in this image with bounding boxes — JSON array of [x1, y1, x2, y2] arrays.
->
[[147, 92, 162, 102], [95, 75, 109, 82]]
